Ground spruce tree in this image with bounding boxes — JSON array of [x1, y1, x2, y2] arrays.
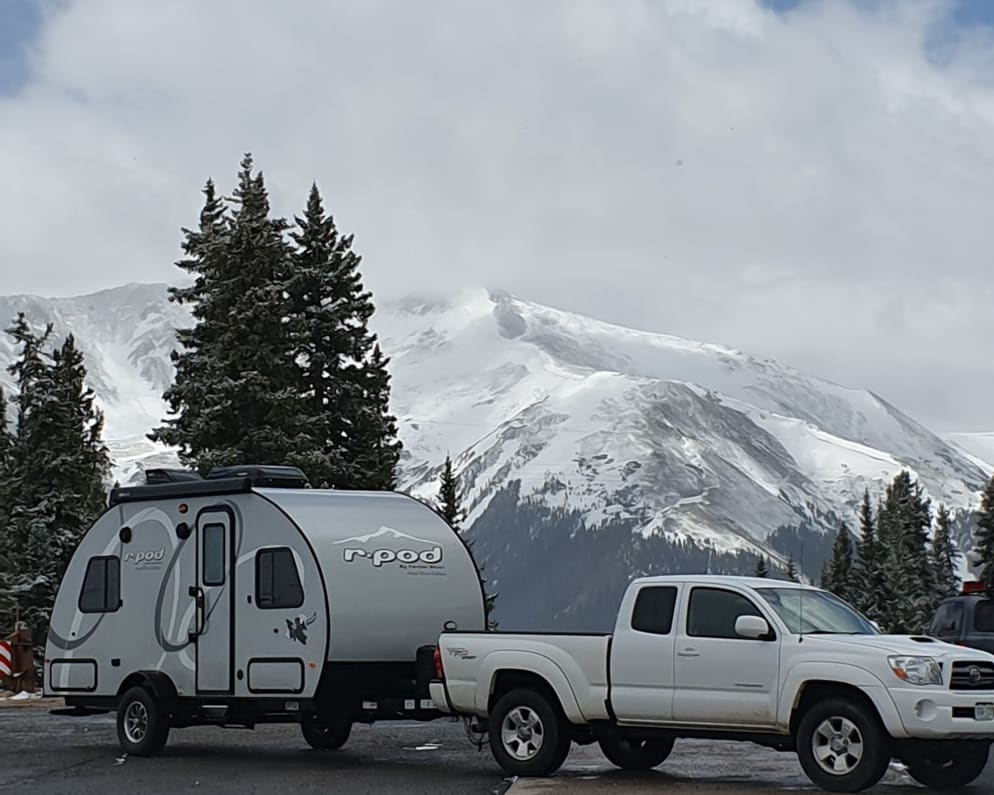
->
[[151, 155, 315, 472], [349, 344, 402, 490], [974, 474, 994, 584], [824, 522, 854, 602], [852, 489, 887, 625], [785, 557, 799, 582], [286, 183, 399, 488], [435, 454, 497, 627], [931, 503, 958, 600], [754, 555, 769, 578]]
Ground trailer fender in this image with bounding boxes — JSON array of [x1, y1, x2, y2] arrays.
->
[[117, 671, 179, 705]]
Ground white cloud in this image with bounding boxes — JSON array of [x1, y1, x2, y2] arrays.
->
[[1, 0, 994, 430]]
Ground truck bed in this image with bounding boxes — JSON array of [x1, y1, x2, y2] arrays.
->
[[435, 632, 612, 722]]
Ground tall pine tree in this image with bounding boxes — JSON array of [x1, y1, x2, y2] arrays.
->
[[349, 344, 402, 490], [852, 489, 887, 624], [435, 454, 496, 627], [931, 503, 958, 600], [754, 555, 769, 578], [974, 474, 994, 584], [785, 557, 799, 582], [151, 155, 315, 473], [823, 521, 854, 603]]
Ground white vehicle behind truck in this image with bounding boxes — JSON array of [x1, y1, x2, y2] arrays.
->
[[427, 575, 994, 792]]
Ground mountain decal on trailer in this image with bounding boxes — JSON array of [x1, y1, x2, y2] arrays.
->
[[334, 526, 434, 545]]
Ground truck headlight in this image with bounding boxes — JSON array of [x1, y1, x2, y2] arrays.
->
[[888, 656, 942, 686]]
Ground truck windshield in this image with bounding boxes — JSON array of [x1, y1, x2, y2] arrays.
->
[[754, 587, 878, 635]]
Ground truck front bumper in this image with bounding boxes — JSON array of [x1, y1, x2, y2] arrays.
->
[[888, 687, 994, 738]]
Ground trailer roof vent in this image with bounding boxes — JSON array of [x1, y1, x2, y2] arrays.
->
[[205, 465, 309, 488], [144, 468, 204, 485]]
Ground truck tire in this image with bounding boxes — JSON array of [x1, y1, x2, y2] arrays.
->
[[904, 741, 990, 789], [489, 688, 571, 777], [301, 716, 352, 750], [795, 697, 890, 792], [116, 686, 170, 756], [598, 736, 675, 769]]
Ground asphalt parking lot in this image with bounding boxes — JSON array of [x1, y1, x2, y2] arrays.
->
[[4, 701, 994, 794]]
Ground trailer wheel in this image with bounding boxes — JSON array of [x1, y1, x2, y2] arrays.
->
[[301, 716, 352, 750], [116, 686, 169, 756], [904, 741, 990, 790], [795, 697, 890, 792], [598, 735, 674, 769], [489, 688, 570, 777]]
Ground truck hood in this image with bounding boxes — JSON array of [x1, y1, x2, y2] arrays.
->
[[799, 633, 994, 660]]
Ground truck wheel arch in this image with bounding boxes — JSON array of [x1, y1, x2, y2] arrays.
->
[[486, 665, 582, 724], [786, 676, 902, 739], [117, 671, 178, 706]]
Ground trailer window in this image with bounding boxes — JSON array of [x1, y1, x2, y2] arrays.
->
[[79, 556, 121, 613], [631, 586, 677, 635], [256, 547, 303, 609], [202, 523, 226, 586]]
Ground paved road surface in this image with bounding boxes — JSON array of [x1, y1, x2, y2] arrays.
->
[[4, 704, 994, 793]]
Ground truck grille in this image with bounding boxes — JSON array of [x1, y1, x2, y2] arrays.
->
[[950, 661, 994, 690]]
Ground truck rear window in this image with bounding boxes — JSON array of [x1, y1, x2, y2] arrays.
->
[[974, 601, 994, 633], [631, 586, 677, 635]]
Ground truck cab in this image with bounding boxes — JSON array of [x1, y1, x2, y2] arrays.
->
[[927, 581, 994, 655]]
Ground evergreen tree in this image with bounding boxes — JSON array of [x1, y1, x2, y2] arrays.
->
[[974, 474, 994, 584], [0, 324, 110, 660], [151, 155, 315, 473], [349, 343, 402, 490], [823, 522, 854, 602], [435, 454, 497, 627], [931, 503, 958, 600], [852, 489, 887, 625], [785, 557, 799, 582], [754, 555, 769, 578]]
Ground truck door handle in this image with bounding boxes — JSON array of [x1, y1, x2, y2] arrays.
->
[[678, 647, 700, 657]]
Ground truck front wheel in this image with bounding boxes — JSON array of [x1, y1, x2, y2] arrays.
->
[[904, 741, 990, 790], [796, 698, 891, 792], [489, 688, 571, 777], [598, 736, 674, 769]]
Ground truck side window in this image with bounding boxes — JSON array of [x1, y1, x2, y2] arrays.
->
[[931, 601, 964, 638], [256, 547, 304, 609], [79, 555, 121, 613], [687, 587, 764, 639], [631, 586, 677, 635], [975, 601, 994, 633]]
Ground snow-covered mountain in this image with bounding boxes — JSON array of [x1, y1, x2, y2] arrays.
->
[[0, 282, 989, 624]]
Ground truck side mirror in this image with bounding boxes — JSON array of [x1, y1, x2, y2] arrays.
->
[[735, 615, 770, 639]]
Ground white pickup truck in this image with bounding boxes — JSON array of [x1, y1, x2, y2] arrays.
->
[[427, 575, 994, 792]]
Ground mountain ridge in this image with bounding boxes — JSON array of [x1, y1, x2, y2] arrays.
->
[[0, 282, 988, 595]]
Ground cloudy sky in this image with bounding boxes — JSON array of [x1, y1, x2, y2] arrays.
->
[[1, 0, 993, 431]]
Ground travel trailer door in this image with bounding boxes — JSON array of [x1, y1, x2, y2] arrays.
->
[[194, 508, 234, 694]]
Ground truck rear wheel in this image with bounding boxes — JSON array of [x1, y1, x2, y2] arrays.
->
[[795, 697, 890, 792], [489, 688, 570, 777], [116, 686, 170, 757], [301, 716, 352, 750], [904, 741, 990, 789], [598, 736, 674, 769]]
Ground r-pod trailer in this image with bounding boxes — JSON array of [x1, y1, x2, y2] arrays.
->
[[44, 465, 486, 755]]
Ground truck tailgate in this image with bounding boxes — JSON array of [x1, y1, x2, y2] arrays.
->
[[434, 633, 611, 722]]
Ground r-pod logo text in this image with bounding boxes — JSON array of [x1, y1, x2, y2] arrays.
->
[[343, 546, 442, 567], [123, 547, 166, 569]]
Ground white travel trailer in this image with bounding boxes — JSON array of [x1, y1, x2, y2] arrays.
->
[[44, 466, 486, 756]]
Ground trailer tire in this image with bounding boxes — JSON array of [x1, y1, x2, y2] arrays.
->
[[795, 697, 890, 792], [116, 686, 169, 756], [598, 736, 674, 769], [489, 687, 570, 777], [904, 741, 990, 790], [301, 716, 352, 750]]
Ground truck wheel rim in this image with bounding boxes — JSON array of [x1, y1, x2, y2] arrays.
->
[[124, 701, 149, 744], [812, 717, 863, 776], [501, 706, 545, 761]]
